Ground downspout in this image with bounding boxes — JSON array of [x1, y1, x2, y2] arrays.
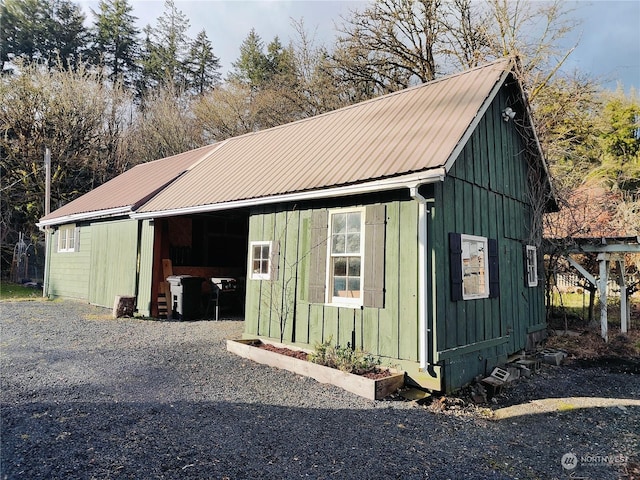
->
[[409, 186, 429, 369]]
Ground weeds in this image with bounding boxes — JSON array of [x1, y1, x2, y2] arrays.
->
[[308, 337, 381, 375]]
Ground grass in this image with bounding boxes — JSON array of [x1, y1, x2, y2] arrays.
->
[[0, 281, 44, 301]]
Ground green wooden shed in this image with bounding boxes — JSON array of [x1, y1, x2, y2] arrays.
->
[[41, 59, 554, 392]]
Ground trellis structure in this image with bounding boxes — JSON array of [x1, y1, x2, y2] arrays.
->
[[562, 236, 640, 341]]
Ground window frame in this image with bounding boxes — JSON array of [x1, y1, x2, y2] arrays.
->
[[460, 233, 490, 300], [525, 245, 538, 287], [249, 241, 276, 280], [326, 207, 365, 307], [57, 224, 77, 253]]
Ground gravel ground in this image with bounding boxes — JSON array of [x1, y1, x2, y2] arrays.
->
[[1, 300, 638, 480]]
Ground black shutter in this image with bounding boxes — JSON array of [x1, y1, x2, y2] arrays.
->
[[307, 209, 328, 303], [363, 204, 386, 308], [488, 238, 500, 298], [449, 232, 463, 301]]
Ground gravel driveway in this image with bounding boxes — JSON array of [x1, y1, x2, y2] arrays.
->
[[1, 300, 638, 480]]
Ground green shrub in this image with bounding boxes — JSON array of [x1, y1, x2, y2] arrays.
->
[[308, 337, 380, 375]]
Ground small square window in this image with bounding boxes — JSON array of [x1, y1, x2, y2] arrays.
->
[[525, 245, 538, 287], [249, 241, 276, 280], [461, 234, 489, 300], [57, 225, 77, 252]]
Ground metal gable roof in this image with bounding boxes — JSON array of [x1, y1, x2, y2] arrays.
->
[[38, 144, 220, 227], [137, 59, 512, 217]]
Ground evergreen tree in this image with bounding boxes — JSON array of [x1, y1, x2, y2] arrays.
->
[[228, 28, 269, 88], [47, 0, 88, 69], [184, 30, 221, 95], [1, 0, 88, 70], [266, 36, 297, 85], [90, 0, 140, 86], [139, 0, 191, 91]]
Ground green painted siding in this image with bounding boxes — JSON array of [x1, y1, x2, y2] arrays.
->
[[47, 225, 92, 300], [88, 220, 139, 308], [137, 219, 155, 316], [243, 82, 546, 392], [431, 84, 546, 390], [244, 198, 420, 364]]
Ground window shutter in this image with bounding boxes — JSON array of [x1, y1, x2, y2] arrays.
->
[[363, 204, 386, 308], [488, 238, 500, 298], [449, 232, 463, 301], [307, 209, 328, 303], [75, 226, 80, 251]]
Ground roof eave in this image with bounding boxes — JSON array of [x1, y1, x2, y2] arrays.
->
[[37, 206, 133, 228], [131, 168, 447, 220]]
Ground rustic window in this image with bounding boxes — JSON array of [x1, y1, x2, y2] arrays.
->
[[57, 225, 77, 253], [450, 233, 498, 301], [525, 245, 538, 287], [308, 205, 385, 308], [328, 209, 364, 306], [249, 241, 277, 280], [461, 234, 489, 299]]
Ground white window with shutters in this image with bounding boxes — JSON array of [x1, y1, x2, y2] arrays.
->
[[327, 208, 365, 306]]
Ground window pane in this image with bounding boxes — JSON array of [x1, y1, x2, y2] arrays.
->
[[253, 260, 261, 273], [462, 237, 487, 297], [333, 258, 347, 276], [333, 277, 346, 296], [346, 233, 360, 253], [260, 259, 269, 274], [347, 212, 361, 232], [253, 245, 262, 260], [332, 213, 346, 234], [347, 257, 360, 276], [347, 278, 361, 296], [261, 245, 270, 261], [332, 233, 345, 254]]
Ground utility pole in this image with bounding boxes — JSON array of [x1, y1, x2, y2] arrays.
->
[[43, 148, 51, 298]]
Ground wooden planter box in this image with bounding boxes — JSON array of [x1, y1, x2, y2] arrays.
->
[[227, 339, 405, 400]]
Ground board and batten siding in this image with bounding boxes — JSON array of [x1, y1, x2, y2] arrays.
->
[[136, 219, 155, 317], [88, 219, 139, 308], [244, 198, 421, 364], [429, 84, 546, 389], [47, 224, 92, 300]]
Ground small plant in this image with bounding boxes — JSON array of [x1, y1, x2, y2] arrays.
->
[[308, 337, 381, 375]]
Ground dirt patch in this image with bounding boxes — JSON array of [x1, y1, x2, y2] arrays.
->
[[257, 342, 309, 361], [255, 341, 392, 379]]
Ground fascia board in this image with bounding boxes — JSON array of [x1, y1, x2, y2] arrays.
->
[[37, 206, 133, 228], [131, 168, 447, 220]]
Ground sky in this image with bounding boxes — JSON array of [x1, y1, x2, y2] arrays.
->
[[78, 0, 640, 92]]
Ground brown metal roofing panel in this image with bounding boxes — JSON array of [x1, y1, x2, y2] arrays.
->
[[40, 144, 219, 222], [139, 60, 509, 213]]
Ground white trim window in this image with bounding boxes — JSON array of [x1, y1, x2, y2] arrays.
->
[[525, 245, 538, 287], [461, 234, 489, 299], [328, 208, 364, 306], [57, 224, 77, 253], [249, 241, 275, 280]]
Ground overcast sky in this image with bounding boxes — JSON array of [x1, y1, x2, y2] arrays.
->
[[78, 0, 640, 92]]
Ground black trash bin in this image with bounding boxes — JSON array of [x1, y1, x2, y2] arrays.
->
[[166, 275, 204, 320]]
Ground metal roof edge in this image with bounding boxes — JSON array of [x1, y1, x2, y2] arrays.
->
[[217, 59, 514, 147], [443, 67, 512, 173], [185, 140, 227, 171], [131, 168, 447, 219], [37, 206, 133, 228]]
